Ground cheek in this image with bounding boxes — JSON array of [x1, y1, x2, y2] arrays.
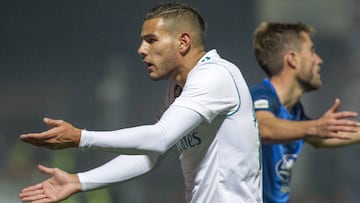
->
[[153, 42, 176, 57], [162, 45, 179, 61]]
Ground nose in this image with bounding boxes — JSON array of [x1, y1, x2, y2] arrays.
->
[[138, 41, 147, 57], [315, 53, 323, 65]]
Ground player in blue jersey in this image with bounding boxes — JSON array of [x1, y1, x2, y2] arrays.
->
[[250, 22, 360, 203], [18, 3, 262, 203]]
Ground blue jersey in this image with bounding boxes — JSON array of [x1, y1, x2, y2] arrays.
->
[[250, 79, 307, 203]]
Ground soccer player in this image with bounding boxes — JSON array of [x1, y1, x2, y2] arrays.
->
[[250, 21, 360, 203], [19, 3, 262, 203]]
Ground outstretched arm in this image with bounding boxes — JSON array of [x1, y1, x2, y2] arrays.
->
[[19, 154, 158, 203], [20, 106, 204, 154], [258, 99, 359, 144]]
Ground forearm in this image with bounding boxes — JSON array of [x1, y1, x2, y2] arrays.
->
[[80, 125, 166, 154], [77, 154, 158, 191], [260, 118, 317, 143], [79, 106, 203, 154]]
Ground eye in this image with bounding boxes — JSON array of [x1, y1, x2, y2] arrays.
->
[[311, 46, 316, 53], [144, 35, 158, 44]]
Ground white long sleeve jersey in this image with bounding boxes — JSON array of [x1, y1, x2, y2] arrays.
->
[[78, 49, 262, 203]]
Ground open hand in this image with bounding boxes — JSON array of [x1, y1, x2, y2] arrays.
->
[[20, 117, 81, 149], [316, 98, 359, 139], [19, 165, 81, 203]]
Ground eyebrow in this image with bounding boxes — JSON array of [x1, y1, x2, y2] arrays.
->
[[141, 33, 157, 40]]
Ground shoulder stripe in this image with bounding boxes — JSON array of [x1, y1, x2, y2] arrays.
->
[[254, 99, 269, 109]]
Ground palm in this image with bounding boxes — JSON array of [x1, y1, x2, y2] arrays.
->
[[19, 165, 80, 203], [42, 169, 74, 202]]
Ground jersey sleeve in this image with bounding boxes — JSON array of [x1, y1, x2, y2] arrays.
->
[[250, 83, 280, 115], [172, 63, 239, 122], [77, 154, 158, 191], [79, 106, 203, 154]]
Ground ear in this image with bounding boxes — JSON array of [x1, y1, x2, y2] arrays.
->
[[178, 33, 191, 54], [284, 51, 298, 69]]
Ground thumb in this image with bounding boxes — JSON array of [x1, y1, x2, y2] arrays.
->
[[43, 117, 61, 127], [328, 98, 341, 113], [38, 164, 54, 176]]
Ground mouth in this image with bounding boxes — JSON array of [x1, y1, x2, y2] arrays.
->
[[144, 61, 155, 71]]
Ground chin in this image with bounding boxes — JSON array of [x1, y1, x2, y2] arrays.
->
[[149, 76, 159, 81], [306, 84, 321, 92], [149, 75, 167, 81]]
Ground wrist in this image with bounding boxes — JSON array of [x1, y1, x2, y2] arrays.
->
[[73, 128, 82, 147], [305, 120, 318, 138], [70, 174, 82, 193]]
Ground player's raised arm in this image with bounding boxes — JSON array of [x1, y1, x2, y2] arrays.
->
[[258, 99, 358, 144]]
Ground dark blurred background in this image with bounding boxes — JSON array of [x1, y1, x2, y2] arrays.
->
[[1, 0, 359, 202]]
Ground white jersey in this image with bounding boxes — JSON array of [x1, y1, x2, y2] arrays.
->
[[78, 49, 262, 203], [165, 50, 262, 203]]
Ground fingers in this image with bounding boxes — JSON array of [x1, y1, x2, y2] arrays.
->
[[332, 110, 358, 120], [21, 183, 43, 193], [20, 128, 60, 144], [19, 184, 49, 203], [327, 99, 358, 119], [19, 166, 56, 203], [328, 115, 359, 135], [20, 127, 56, 140], [20, 133, 52, 148], [327, 132, 352, 139], [330, 125, 357, 133], [20, 132, 48, 141], [20, 193, 50, 203], [332, 116, 359, 125], [20, 117, 63, 140], [329, 119, 359, 131], [324, 121, 359, 140]]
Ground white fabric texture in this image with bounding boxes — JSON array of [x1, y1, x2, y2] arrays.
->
[[78, 154, 158, 191], [79, 106, 203, 154]]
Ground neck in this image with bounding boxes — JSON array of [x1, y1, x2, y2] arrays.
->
[[270, 75, 304, 111], [173, 49, 206, 86]]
